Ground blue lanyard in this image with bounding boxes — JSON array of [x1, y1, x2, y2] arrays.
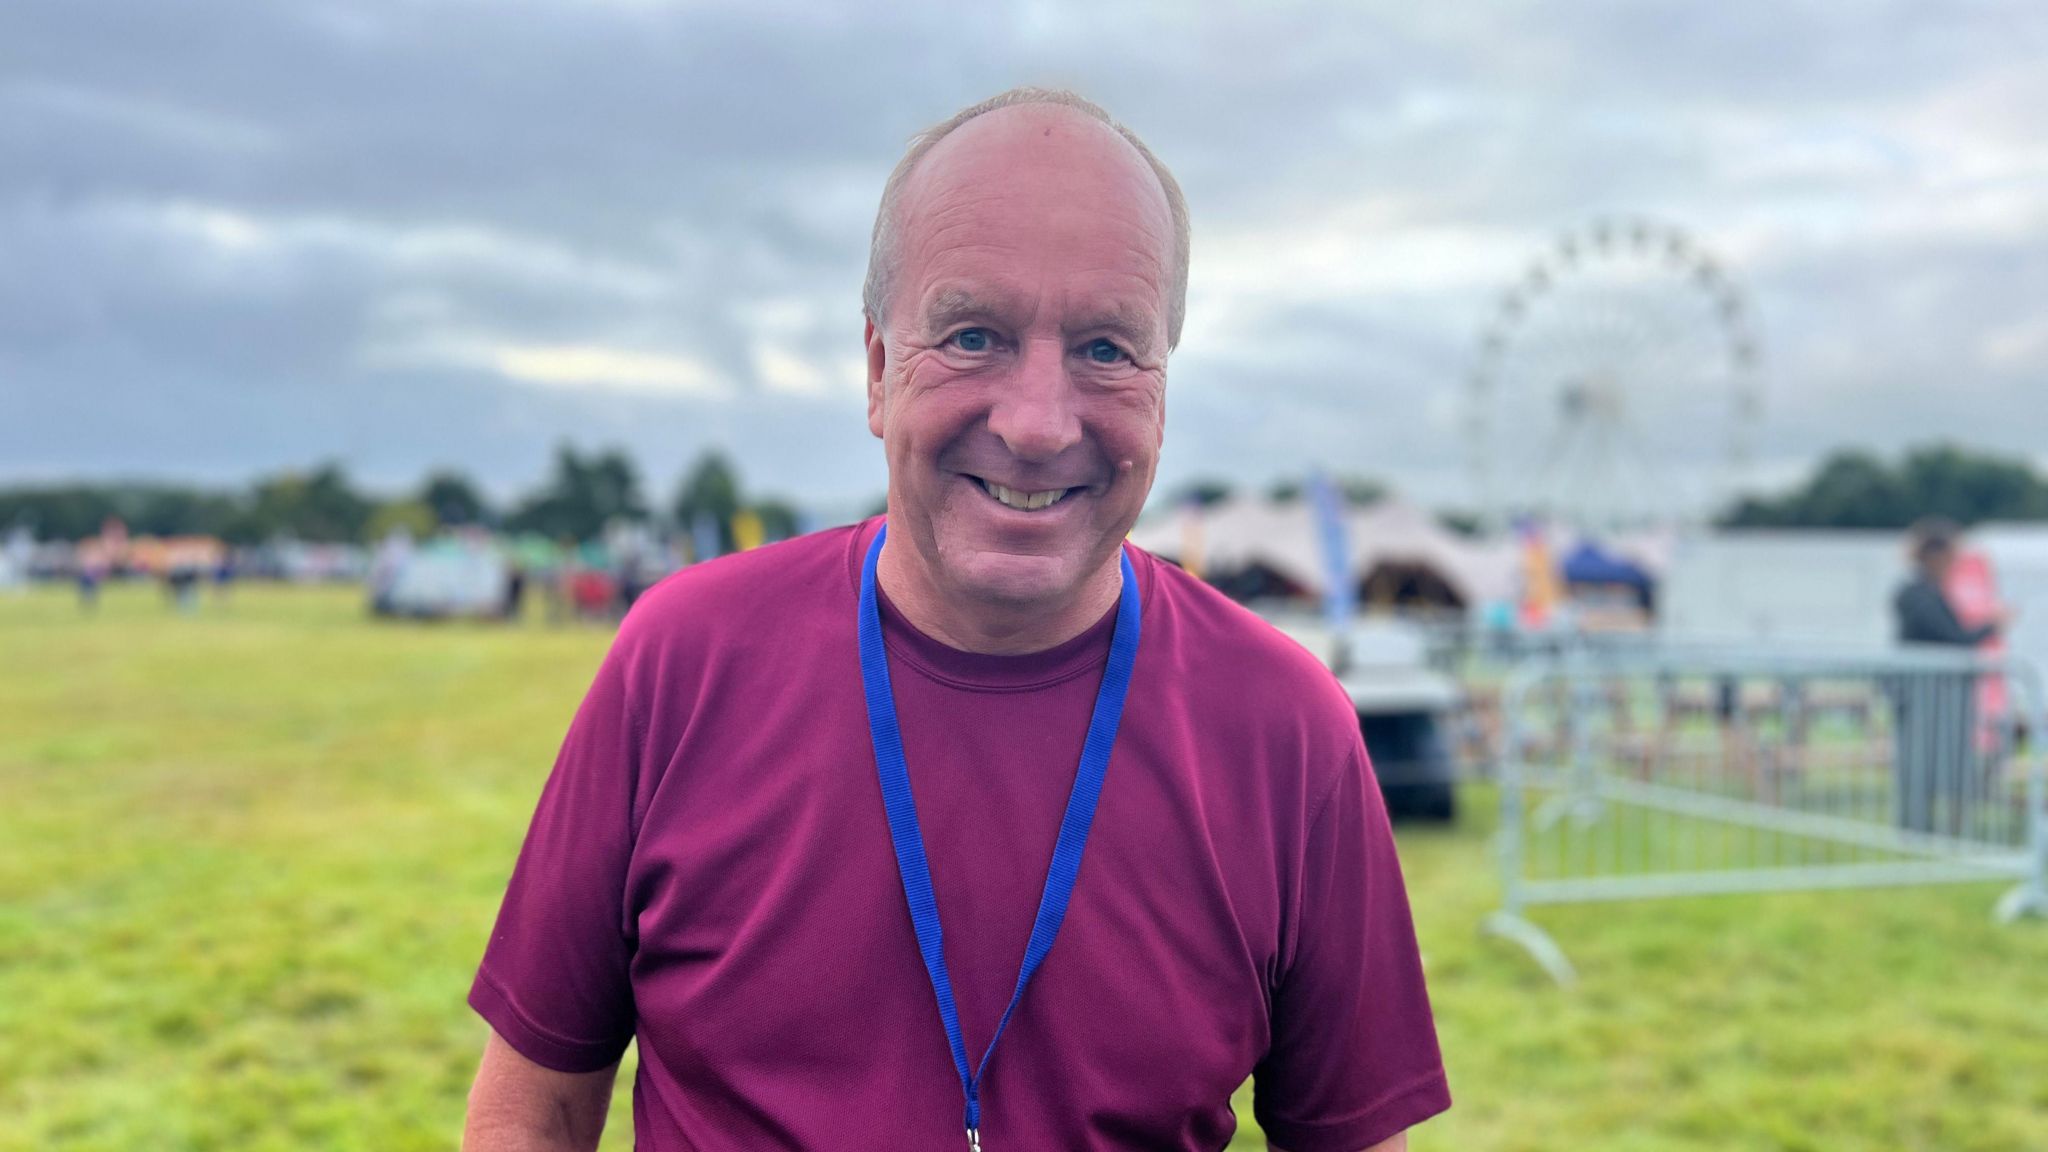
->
[[858, 523, 1142, 1151]]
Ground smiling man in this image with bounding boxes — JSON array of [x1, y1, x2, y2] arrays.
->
[[464, 88, 1449, 1152]]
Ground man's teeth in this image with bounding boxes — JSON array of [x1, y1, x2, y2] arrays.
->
[[985, 482, 1070, 511]]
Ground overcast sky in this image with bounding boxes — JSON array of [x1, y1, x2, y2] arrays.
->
[[3, 0, 2042, 518]]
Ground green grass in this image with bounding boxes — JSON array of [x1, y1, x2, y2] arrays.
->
[[5, 585, 2048, 1150]]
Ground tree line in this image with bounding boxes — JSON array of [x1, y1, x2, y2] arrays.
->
[[0, 446, 800, 547], [7, 440, 2042, 545], [1718, 444, 2048, 529], [1169, 443, 2048, 533]]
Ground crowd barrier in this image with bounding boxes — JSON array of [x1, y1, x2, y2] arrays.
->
[[1485, 643, 2048, 982]]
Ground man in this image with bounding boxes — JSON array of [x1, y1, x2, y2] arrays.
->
[[1895, 519, 2011, 649], [1891, 519, 2012, 833], [464, 88, 1449, 1152]]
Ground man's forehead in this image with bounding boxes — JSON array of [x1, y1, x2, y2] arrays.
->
[[898, 104, 1170, 240], [917, 102, 1150, 188]]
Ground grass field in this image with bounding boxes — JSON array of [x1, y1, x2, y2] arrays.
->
[[5, 584, 2048, 1151]]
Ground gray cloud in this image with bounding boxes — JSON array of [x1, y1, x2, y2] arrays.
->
[[2, 0, 2043, 519]]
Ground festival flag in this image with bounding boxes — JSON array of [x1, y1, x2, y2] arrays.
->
[[732, 509, 765, 552], [1306, 469, 1355, 633], [1517, 518, 1562, 630], [1178, 498, 1206, 581]]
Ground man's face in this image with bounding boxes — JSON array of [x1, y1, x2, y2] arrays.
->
[[866, 106, 1172, 613], [1924, 545, 1955, 585]]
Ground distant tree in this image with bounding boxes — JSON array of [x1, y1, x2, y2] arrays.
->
[[419, 470, 492, 527], [125, 488, 241, 537], [1267, 474, 1386, 506], [1719, 443, 2048, 529], [508, 444, 649, 542], [0, 486, 132, 540], [586, 449, 647, 522], [366, 499, 438, 542], [673, 450, 744, 553], [225, 463, 373, 543], [750, 498, 802, 542], [1795, 451, 1909, 528], [0, 484, 250, 540], [1898, 443, 2048, 524], [1171, 477, 1236, 507], [1436, 510, 1484, 537], [1338, 475, 1388, 506]]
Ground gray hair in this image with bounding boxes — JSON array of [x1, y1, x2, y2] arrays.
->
[[862, 87, 1191, 351]]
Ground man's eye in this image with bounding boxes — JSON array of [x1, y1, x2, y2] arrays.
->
[[950, 328, 993, 353], [1085, 339, 1127, 364]]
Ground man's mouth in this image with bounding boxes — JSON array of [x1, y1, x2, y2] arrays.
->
[[967, 475, 1078, 512]]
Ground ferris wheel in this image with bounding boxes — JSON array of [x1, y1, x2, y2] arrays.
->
[[1465, 218, 1763, 534]]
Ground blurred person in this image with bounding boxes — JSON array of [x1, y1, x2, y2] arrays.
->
[[212, 553, 237, 604], [1891, 519, 2013, 833], [464, 88, 1447, 1152], [500, 563, 526, 622], [75, 559, 102, 613], [164, 562, 201, 613], [1895, 519, 2012, 648]]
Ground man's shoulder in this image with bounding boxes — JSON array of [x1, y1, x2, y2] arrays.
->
[[1136, 551, 1367, 818], [1138, 549, 1356, 725]]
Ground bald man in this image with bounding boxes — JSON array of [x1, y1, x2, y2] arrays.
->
[[464, 88, 1448, 1152]]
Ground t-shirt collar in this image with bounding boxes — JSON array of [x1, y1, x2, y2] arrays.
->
[[849, 516, 1130, 692]]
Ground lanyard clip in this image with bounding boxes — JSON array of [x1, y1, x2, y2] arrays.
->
[[966, 1128, 981, 1152]]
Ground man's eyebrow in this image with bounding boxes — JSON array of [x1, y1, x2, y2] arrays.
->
[[1069, 303, 1161, 354], [918, 288, 1010, 332]]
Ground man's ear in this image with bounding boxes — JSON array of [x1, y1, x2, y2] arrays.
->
[[865, 317, 887, 440]]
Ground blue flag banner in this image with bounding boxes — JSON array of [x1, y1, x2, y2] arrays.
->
[[691, 510, 722, 564], [1307, 469, 1355, 634]]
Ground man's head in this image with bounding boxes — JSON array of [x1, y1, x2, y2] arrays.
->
[[862, 88, 1189, 627], [1911, 518, 1961, 582]]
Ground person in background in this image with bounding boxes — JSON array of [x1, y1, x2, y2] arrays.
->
[[1895, 519, 2012, 647], [1891, 519, 2014, 833], [76, 559, 101, 613], [212, 554, 237, 604], [500, 563, 527, 622]]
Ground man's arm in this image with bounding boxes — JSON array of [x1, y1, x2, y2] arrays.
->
[[462, 1031, 619, 1152], [1898, 582, 1995, 646], [1271, 1134, 1407, 1152]]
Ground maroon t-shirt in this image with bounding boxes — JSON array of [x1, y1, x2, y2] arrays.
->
[[472, 519, 1448, 1151]]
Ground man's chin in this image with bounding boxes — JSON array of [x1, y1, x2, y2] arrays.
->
[[943, 550, 1084, 609]]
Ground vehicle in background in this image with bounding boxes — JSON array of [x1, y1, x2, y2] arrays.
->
[[1264, 611, 1463, 822]]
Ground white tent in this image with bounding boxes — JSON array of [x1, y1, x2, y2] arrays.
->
[[1131, 496, 1515, 610], [1657, 530, 1908, 647], [0, 527, 29, 591], [378, 535, 509, 619]]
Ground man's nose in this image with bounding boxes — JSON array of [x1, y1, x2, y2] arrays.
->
[[986, 338, 1082, 462]]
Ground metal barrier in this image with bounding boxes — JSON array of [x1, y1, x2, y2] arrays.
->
[[1485, 644, 2048, 983]]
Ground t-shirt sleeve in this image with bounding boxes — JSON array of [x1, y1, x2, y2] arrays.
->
[[468, 643, 642, 1073], [1253, 742, 1450, 1152]]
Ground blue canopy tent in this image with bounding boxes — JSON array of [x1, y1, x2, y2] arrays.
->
[[1562, 541, 1655, 609]]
